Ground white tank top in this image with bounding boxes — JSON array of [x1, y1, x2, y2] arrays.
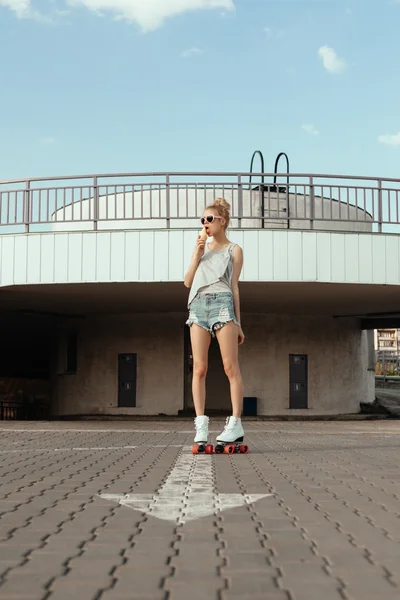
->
[[187, 242, 236, 307]]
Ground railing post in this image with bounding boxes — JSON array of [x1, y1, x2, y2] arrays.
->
[[237, 174, 242, 228], [309, 176, 314, 230], [166, 174, 170, 229], [260, 180, 265, 229], [377, 179, 382, 233], [383, 354, 386, 387], [93, 176, 98, 231], [24, 180, 31, 233]]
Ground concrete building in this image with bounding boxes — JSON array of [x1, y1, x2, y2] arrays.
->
[[375, 329, 400, 357], [374, 329, 400, 376], [1, 161, 400, 418]]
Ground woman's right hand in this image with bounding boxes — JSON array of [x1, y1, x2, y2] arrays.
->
[[195, 236, 206, 259]]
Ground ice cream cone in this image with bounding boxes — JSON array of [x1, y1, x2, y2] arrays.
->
[[199, 228, 208, 241]]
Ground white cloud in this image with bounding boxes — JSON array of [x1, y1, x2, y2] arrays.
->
[[318, 46, 347, 73], [0, 0, 51, 20], [181, 47, 202, 58], [67, 0, 235, 31], [0, 0, 31, 18], [378, 132, 400, 147], [302, 124, 319, 136]]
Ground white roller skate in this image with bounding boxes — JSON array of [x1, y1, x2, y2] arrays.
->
[[192, 415, 213, 454], [215, 416, 249, 454]]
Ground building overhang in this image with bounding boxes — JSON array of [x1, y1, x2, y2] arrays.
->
[[0, 281, 399, 323]]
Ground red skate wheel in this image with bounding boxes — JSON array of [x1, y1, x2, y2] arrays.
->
[[205, 444, 214, 454], [239, 445, 249, 454], [224, 445, 235, 454], [192, 445, 199, 454]]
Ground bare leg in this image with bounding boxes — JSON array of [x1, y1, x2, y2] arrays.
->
[[215, 322, 243, 417], [190, 324, 211, 416]]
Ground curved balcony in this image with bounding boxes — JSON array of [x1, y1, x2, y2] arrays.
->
[[1, 171, 399, 235]]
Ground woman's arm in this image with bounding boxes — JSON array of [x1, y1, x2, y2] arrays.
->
[[184, 237, 205, 288], [231, 245, 243, 329]]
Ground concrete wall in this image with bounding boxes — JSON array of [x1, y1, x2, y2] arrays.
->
[[53, 313, 184, 417], [53, 312, 374, 417], [240, 314, 374, 415]]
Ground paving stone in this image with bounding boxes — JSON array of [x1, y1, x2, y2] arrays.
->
[[45, 580, 102, 600], [284, 583, 351, 600], [169, 553, 222, 570], [102, 591, 166, 600], [268, 538, 317, 562], [16, 560, 65, 578], [0, 595, 39, 600], [0, 545, 29, 561], [5, 532, 49, 546], [179, 515, 219, 536], [22, 522, 62, 533], [280, 562, 333, 586], [111, 571, 167, 595], [257, 519, 299, 531], [124, 539, 174, 553], [226, 573, 280, 595], [115, 563, 172, 578], [221, 537, 264, 551], [220, 593, 289, 600], [338, 571, 399, 597], [166, 568, 220, 582], [0, 573, 50, 597], [0, 560, 21, 577], [343, 593, 399, 600], [101, 590, 166, 600], [40, 539, 84, 554], [78, 546, 123, 559], [166, 583, 224, 599], [122, 553, 169, 569], [221, 524, 259, 537], [94, 529, 140, 540], [221, 552, 274, 571]]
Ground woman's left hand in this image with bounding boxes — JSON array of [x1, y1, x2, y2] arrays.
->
[[238, 326, 245, 345]]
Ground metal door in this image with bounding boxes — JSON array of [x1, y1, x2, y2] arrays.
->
[[118, 353, 137, 407], [289, 354, 308, 409]]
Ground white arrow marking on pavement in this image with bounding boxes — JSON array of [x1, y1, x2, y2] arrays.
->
[[98, 449, 272, 524]]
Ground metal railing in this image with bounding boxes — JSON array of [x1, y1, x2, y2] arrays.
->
[[0, 400, 50, 420], [1, 171, 400, 234]]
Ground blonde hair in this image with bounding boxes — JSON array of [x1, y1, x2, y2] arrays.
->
[[206, 197, 231, 229]]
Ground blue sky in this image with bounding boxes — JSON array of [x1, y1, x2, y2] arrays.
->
[[0, 0, 399, 181]]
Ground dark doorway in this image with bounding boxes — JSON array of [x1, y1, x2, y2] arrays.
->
[[118, 353, 137, 407], [289, 354, 308, 409], [0, 314, 54, 420], [183, 326, 231, 415]]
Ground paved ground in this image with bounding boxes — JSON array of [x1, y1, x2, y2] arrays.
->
[[1, 420, 400, 600], [375, 388, 400, 416]]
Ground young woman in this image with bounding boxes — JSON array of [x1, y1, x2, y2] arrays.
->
[[184, 198, 245, 448]]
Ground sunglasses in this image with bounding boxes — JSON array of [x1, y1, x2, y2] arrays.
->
[[200, 215, 223, 225]]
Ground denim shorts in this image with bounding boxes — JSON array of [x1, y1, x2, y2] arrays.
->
[[186, 292, 240, 337]]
